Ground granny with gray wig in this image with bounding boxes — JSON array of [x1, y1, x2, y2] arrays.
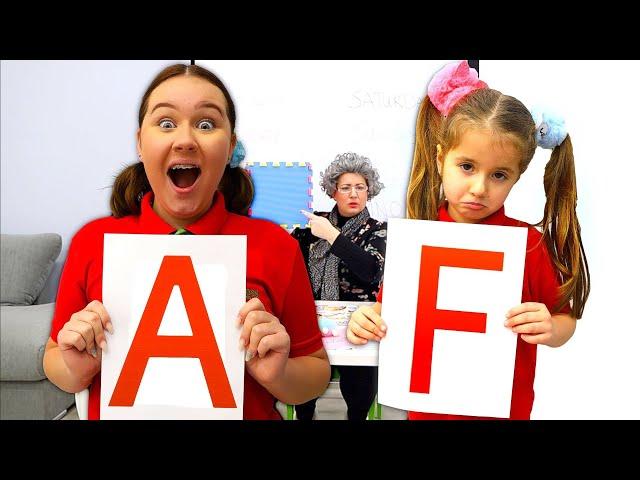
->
[[319, 152, 385, 199], [292, 152, 387, 421]]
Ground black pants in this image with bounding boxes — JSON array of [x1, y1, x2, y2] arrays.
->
[[295, 365, 378, 420]]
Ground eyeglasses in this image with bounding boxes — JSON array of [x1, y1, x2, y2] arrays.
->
[[337, 184, 368, 195]]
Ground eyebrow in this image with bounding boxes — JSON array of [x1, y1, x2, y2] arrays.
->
[[150, 101, 225, 117], [196, 101, 225, 117], [455, 156, 516, 175]]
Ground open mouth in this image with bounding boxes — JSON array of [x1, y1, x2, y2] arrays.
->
[[168, 164, 201, 189]]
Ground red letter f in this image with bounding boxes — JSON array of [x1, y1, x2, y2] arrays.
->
[[410, 246, 504, 394]]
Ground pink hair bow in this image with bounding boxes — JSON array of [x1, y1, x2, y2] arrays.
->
[[427, 60, 488, 116]]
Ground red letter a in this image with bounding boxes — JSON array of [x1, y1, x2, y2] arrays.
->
[[410, 246, 504, 394], [110, 256, 236, 408]]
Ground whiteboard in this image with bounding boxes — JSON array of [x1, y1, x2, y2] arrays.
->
[[198, 60, 453, 221]]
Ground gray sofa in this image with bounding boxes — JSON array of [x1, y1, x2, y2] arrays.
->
[[1, 233, 74, 419]]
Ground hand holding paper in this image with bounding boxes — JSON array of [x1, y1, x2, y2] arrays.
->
[[57, 299, 114, 381], [237, 297, 290, 385], [347, 303, 386, 345], [505, 302, 554, 345]]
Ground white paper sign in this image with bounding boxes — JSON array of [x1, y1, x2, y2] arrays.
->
[[101, 234, 246, 419], [378, 218, 527, 418]]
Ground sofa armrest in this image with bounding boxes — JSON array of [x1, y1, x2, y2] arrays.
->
[[0, 303, 55, 381]]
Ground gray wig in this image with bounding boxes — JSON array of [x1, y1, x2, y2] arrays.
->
[[319, 152, 384, 199]]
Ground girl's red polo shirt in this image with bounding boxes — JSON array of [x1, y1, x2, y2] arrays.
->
[[50, 192, 323, 420], [377, 204, 568, 420]]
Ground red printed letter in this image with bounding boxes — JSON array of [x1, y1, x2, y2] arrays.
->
[[110, 256, 236, 408], [410, 246, 504, 394]]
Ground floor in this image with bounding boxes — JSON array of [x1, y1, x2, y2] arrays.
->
[[61, 383, 407, 420]]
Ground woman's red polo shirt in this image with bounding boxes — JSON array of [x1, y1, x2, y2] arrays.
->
[[50, 192, 323, 420]]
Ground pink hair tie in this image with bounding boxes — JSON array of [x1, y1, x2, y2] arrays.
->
[[427, 60, 488, 116]]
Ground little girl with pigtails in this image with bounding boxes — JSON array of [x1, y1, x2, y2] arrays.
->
[[347, 60, 590, 419]]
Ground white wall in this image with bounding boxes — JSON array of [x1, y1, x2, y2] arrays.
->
[[1, 60, 187, 301]]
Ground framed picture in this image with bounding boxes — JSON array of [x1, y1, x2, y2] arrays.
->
[[315, 301, 378, 367]]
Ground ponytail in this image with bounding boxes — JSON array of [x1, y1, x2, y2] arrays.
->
[[110, 162, 150, 218], [218, 165, 254, 216], [407, 97, 443, 220], [538, 134, 590, 318]]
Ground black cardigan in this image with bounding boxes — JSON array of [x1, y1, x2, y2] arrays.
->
[[291, 213, 387, 302]]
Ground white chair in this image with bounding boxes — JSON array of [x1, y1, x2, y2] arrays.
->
[[75, 389, 89, 420]]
